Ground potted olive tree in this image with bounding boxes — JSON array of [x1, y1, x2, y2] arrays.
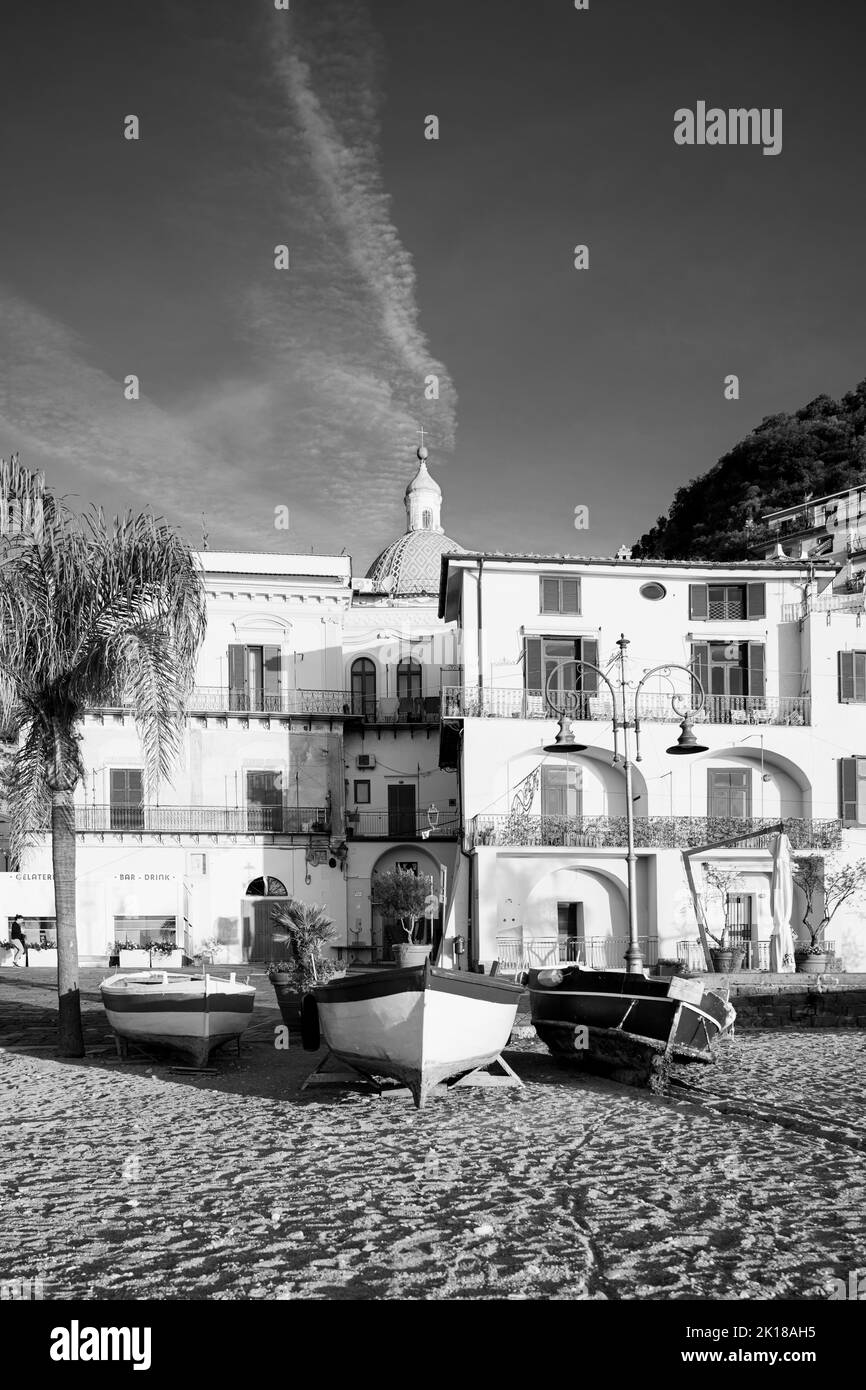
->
[[791, 855, 864, 974], [371, 868, 432, 966], [267, 899, 341, 1029], [701, 864, 746, 973]]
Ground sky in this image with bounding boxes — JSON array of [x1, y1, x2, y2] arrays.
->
[[2, 0, 866, 570]]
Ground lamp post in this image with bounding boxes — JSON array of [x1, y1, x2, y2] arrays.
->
[[542, 633, 708, 974]]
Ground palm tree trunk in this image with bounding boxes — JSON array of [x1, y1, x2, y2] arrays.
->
[[52, 787, 84, 1056]]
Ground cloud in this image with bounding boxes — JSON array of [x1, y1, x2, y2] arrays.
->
[[0, 0, 457, 559]]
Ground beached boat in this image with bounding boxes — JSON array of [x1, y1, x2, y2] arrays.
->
[[310, 960, 523, 1107], [100, 970, 256, 1066], [529, 966, 735, 1090]]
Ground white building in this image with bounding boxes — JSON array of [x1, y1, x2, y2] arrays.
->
[[0, 449, 464, 966], [438, 550, 866, 973]]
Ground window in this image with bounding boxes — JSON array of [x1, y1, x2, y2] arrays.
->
[[524, 635, 599, 711], [396, 658, 422, 701], [245, 876, 288, 897], [246, 771, 283, 832], [10, 917, 56, 946], [838, 651, 866, 702], [354, 779, 371, 804], [540, 576, 581, 615], [640, 582, 666, 601], [691, 642, 765, 700], [110, 768, 143, 831], [689, 582, 765, 621], [228, 644, 282, 712], [839, 757, 866, 822], [708, 769, 752, 818], [113, 916, 176, 947], [421, 508, 433, 529], [351, 657, 376, 716], [541, 765, 583, 817], [189, 853, 207, 876]]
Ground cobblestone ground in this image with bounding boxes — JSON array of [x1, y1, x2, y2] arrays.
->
[[1, 969, 864, 1301]]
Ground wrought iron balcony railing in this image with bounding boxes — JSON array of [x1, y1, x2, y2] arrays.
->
[[69, 805, 330, 835], [677, 938, 837, 972], [346, 809, 459, 839], [442, 687, 811, 726], [471, 814, 842, 851], [90, 688, 442, 723]]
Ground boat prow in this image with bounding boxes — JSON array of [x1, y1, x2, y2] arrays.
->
[[100, 970, 256, 1067], [312, 960, 523, 1108]]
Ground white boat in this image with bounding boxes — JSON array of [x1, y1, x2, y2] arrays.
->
[[310, 960, 523, 1108], [100, 970, 256, 1066]]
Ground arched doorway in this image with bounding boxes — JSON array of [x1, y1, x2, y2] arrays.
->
[[245, 875, 289, 961], [369, 846, 444, 963]]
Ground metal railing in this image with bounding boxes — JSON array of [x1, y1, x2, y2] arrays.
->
[[346, 809, 459, 839], [188, 688, 351, 716], [677, 938, 836, 972], [495, 934, 658, 972], [71, 805, 330, 835], [782, 594, 866, 622], [442, 686, 811, 726], [344, 696, 441, 724], [472, 814, 842, 851]]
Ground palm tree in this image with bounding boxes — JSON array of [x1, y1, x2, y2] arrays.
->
[[0, 489, 206, 1055]]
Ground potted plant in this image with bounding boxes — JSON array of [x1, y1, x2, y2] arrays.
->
[[149, 939, 184, 968], [112, 939, 151, 969], [700, 864, 746, 973], [791, 854, 865, 974], [27, 941, 59, 968], [267, 899, 341, 1029], [371, 868, 432, 966], [0, 940, 15, 967]]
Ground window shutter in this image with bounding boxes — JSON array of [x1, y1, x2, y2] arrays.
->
[[263, 646, 282, 709], [747, 643, 765, 697], [561, 579, 580, 614], [580, 638, 599, 693], [228, 644, 247, 709], [541, 766, 566, 817], [839, 651, 855, 702], [746, 582, 766, 619], [689, 584, 708, 620], [541, 579, 559, 613], [840, 758, 858, 821], [856, 653, 866, 703], [690, 642, 710, 702], [524, 636, 542, 693]]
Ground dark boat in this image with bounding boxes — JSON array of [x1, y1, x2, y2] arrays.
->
[[528, 966, 735, 1090]]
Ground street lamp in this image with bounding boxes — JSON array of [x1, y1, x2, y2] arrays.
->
[[540, 632, 707, 974]]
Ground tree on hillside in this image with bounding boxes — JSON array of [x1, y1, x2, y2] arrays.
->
[[0, 492, 206, 1055], [632, 381, 866, 560]]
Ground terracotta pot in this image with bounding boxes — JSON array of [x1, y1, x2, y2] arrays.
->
[[392, 943, 431, 967], [795, 951, 830, 975], [271, 977, 304, 1028], [710, 948, 745, 974]]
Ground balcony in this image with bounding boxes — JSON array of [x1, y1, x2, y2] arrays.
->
[[70, 805, 330, 835], [443, 686, 811, 726], [471, 814, 842, 851], [343, 696, 441, 725], [90, 688, 442, 724], [347, 808, 459, 840]]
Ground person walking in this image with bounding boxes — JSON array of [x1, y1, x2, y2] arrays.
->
[[9, 914, 27, 966]]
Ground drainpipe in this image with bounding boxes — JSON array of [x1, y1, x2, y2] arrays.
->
[[476, 558, 484, 704]]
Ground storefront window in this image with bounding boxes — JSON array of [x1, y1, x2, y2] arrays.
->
[[112, 915, 176, 947]]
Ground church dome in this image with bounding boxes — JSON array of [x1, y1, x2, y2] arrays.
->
[[366, 443, 464, 596], [367, 528, 463, 596]]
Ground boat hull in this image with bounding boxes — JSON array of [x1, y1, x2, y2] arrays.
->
[[529, 967, 734, 1089], [313, 963, 523, 1107], [100, 972, 256, 1066]]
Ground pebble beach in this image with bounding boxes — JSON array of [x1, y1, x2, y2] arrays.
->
[[1, 968, 864, 1302]]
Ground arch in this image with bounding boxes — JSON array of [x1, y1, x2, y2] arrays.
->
[[396, 657, 422, 701], [350, 657, 376, 716], [232, 615, 292, 637], [693, 744, 812, 818], [245, 875, 288, 898], [524, 863, 630, 961], [370, 846, 444, 960]]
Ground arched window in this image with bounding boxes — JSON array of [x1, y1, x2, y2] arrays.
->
[[351, 657, 376, 717], [421, 508, 433, 529], [397, 658, 422, 701], [246, 876, 288, 897]]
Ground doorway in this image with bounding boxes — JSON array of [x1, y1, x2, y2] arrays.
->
[[557, 901, 584, 963], [388, 783, 417, 838], [726, 892, 756, 968]]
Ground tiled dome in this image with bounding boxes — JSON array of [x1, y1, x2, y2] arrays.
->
[[366, 529, 464, 597]]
